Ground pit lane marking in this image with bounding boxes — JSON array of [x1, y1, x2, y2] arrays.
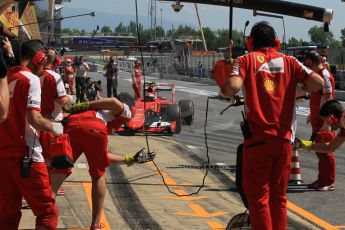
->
[[207, 221, 226, 230], [175, 204, 228, 218], [221, 165, 337, 229], [287, 200, 336, 229], [83, 183, 111, 229]]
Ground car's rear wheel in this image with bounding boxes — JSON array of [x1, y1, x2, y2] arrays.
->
[[178, 100, 194, 125], [167, 104, 182, 134]]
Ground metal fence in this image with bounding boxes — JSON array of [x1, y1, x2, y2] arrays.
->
[[103, 48, 345, 90], [115, 52, 224, 79]]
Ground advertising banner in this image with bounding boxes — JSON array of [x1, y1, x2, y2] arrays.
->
[[20, 4, 41, 39], [0, 4, 19, 36]]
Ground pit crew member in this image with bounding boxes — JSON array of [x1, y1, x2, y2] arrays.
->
[[131, 60, 142, 99], [53, 92, 156, 230], [64, 59, 75, 94], [295, 100, 345, 190], [39, 48, 71, 197], [215, 21, 324, 230], [304, 51, 336, 191], [0, 39, 63, 230]]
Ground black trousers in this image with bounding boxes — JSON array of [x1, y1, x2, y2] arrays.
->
[[107, 77, 118, 98], [75, 77, 86, 103]]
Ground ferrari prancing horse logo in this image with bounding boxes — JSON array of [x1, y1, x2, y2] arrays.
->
[[257, 55, 265, 63]]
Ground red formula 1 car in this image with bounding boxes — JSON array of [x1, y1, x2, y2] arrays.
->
[[117, 82, 194, 135]]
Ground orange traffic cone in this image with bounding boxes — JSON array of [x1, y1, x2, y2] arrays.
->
[[289, 150, 303, 185]]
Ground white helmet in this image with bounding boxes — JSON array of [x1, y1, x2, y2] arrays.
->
[[146, 93, 155, 102], [66, 59, 72, 66]]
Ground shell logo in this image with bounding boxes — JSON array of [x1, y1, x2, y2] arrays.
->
[[263, 79, 277, 93]]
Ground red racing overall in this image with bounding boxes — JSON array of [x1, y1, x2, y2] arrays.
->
[[231, 48, 313, 230], [40, 67, 70, 175], [132, 68, 142, 99], [0, 66, 58, 229], [310, 67, 336, 188], [64, 110, 109, 177]]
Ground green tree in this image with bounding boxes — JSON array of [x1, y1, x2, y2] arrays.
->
[[329, 39, 342, 49], [61, 28, 71, 34], [232, 30, 244, 47], [128, 21, 137, 34], [155, 26, 165, 38], [80, 29, 86, 36], [71, 28, 81, 35], [115, 22, 126, 33], [140, 29, 153, 43], [340, 28, 345, 48], [101, 26, 112, 34], [308, 26, 334, 45], [214, 29, 229, 48], [287, 37, 303, 47], [202, 27, 216, 50]]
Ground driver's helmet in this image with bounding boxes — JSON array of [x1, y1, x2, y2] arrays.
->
[[66, 59, 72, 66], [146, 93, 155, 102]]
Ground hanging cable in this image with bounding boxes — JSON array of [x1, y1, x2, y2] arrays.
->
[[134, 0, 213, 196]]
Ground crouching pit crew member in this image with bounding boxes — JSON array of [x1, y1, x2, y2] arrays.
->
[[0, 39, 64, 230], [304, 51, 336, 191], [51, 92, 156, 230], [295, 99, 345, 191], [214, 21, 324, 230]]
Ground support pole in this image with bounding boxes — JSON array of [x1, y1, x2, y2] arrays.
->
[[48, 0, 55, 44], [194, 3, 207, 52], [229, 0, 233, 41]]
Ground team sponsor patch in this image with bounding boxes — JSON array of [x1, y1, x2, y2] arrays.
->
[[263, 78, 277, 93], [256, 57, 285, 75], [257, 55, 265, 64]]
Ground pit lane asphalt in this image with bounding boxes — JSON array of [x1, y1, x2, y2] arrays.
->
[[107, 70, 345, 229], [19, 68, 345, 229]]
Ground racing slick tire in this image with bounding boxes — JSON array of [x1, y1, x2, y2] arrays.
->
[[167, 104, 182, 134], [178, 100, 194, 125]]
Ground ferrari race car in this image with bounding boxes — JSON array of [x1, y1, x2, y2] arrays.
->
[[117, 82, 194, 135]]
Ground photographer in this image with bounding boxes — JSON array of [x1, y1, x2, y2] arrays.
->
[[85, 77, 101, 101], [103, 56, 119, 98], [215, 21, 324, 229], [0, 40, 63, 229]]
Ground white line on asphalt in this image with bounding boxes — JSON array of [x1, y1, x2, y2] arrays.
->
[[186, 145, 197, 150]]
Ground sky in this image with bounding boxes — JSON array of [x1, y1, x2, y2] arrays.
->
[[62, 0, 345, 41]]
